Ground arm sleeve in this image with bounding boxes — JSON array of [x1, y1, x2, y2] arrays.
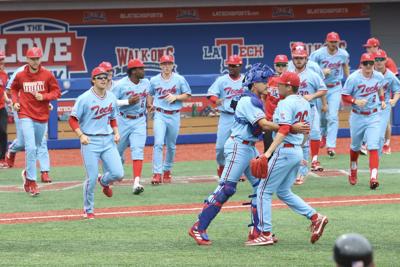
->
[[208, 95, 218, 104], [43, 75, 61, 101], [68, 116, 80, 131], [110, 118, 117, 128], [342, 95, 355, 104], [278, 124, 291, 136]]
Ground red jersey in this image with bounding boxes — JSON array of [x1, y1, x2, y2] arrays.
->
[[0, 70, 8, 109], [386, 57, 398, 75], [11, 65, 61, 122], [265, 76, 284, 121]]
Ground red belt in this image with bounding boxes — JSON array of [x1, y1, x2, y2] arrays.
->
[[352, 108, 378, 115], [230, 136, 255, 146], [155, 107, 180, 115], [326, 82, 341, 88], [120, 112, 144, 119], [283, 143, 294, 148]]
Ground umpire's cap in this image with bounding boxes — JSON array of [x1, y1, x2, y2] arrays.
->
[[334, 233, 373, 267]]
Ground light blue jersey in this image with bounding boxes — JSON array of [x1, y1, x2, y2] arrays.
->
[[288, 60, 324, 80], [6, 65, 26, 89], [297, 69, 327, 106], [273, 94, 310, 145], [149, 73, 191, 111], [207, 74, 245, 113], [231, 96, 265, 142], [71, 88, 118, 135], [309, 46, 349, 85], [381, 69, 400, 103], [112, 77, 150, 115], [342, 70, 384, 113]]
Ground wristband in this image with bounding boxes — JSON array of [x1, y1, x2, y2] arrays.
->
[[379, 95, 384, 101]]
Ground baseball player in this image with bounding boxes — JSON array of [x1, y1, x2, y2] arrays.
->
[[263, 54, 288, 152], [207, 55, 244, 177], [188, 64, 310, 246], [112, 59, 149, 194], [364, 38, 399, 154], [245, 71, 328, 246], [69, 67, 124, 219], [342, 53, 386, 190], [334, 233, 374, 267], [147, 55, 191, 184], [310, 32, 350, 158], [10, 47, 61, 196], [5, 64, 53, 182], [0, 50, 10, 168], [288, 42, 325, 79], [289, 46, 327, 185]]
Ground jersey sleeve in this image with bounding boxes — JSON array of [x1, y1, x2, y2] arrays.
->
[[110, 94, 118, 120], [111, 80, 122, 99], [148, 78, 156, 96], [180, 76, 191, 95], [314, 73, 327, 91], [342, 49, 350, 64], [342, 75, 355, 95], [241, 97, 265, 125], [309, 50, 319, 63], [391, 75, 400, 93], [275, 101, 294, 125], [207, 77, 221, 97], [71, 95, 85, 120]]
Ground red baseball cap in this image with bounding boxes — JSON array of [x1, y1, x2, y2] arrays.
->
[[326, 32, 341, 42], [360, 53, 375, 62], [363, 38, 380, 48], [276, 71, 300, 87], [226, 55, 243, 65], [290, 42, 306, 51], [128, 59, 145, 69], [374, 49, 387, 59], [292, 46, 308, 57], [274, 55, 289, 64], [26, 47, 43, 58], [160, 55, 174, 64], [98, 61, 113, 71], [0, 50, 5, 59], [91, 67, 108, 78]]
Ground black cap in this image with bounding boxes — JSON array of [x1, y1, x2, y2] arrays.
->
[[334, 233, 373, 267]]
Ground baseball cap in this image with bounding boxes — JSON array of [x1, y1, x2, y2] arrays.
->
[[374, 49, 387, 59], [0, 50, 5, 59], [290, 42, 306, 51], [363, 37, 380, 48], [26, 47, 43, 58], [360, 53, 375, 62], [160, 55, 174, 64], [276, 71, 300, 87], [326, 32, 341, 42], [226, 55, 243, 65], [274, 55, 289, 64], [91, 67, 108, 78], [128, 59, 145, 69], [292, 46, 308, 57], [98, 61, 113, 71]]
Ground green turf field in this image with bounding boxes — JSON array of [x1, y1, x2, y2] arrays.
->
[[0, 153, 399, 266]]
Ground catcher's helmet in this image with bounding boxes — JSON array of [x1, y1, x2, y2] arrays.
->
[[334, 233, 373, 267]]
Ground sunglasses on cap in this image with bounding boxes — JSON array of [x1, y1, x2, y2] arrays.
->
[[275, 63, 288, 67], [375, 57, 386, 62], [361, 61, 375, 66], [94, 75, 109, 80]]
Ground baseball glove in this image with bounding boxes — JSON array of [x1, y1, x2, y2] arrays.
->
[[250, 155, 268, 179]]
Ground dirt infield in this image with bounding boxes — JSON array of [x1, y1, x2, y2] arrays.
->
[[1, 194, 399, 225], [8, 136, 400, 168]]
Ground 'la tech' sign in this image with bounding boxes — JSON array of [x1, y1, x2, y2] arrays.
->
[[0, 18, 87, 78]]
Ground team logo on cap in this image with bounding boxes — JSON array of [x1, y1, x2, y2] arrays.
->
[[202, 37, 264, 73]]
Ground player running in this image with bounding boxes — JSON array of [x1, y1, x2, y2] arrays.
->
[[69, 67, 124, 219], [342, 53, 386, 190], [147, 55, 191, 185], [207, 55, 244, 177], [10, 47, 61, 196], [245, 71, 328, 246], [112, 59, 149, 194]]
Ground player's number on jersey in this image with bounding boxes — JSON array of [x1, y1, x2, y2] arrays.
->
[[295, 110, 309, 123]]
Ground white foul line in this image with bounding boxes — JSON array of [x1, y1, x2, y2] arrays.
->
[[1, 197, 399, 222]]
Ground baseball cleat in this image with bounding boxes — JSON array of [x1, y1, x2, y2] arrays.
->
[[369, 178, 379, 190], [320, 136, 326, 149], [29, 181, 40, 197], [151, 174, 162, 185], [294, 175, 305, 185], [21, 169, 39, 196], [40, 171, 52, 183], [188, 222, 212, 246], [132, 178, 144, 195], [83, 212, 95, 220], [247, 228, 278, 243], [6, 151, 16, 168], [245, 232, 275, 246], [98, 175, 113, 197], [310, 214, 328, 244], [360, 144, 367, 156], [162, 171, 172, 184], [382, 144, 391, 155], [348, 169, 358, 185], [311, 161, 324, 172], [0, 160, 9, 169], [327, 148, 336, 159]]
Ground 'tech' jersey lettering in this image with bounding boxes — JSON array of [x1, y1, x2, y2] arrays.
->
[[207, 74, 244, 113], [112, 77, 150, 115]]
